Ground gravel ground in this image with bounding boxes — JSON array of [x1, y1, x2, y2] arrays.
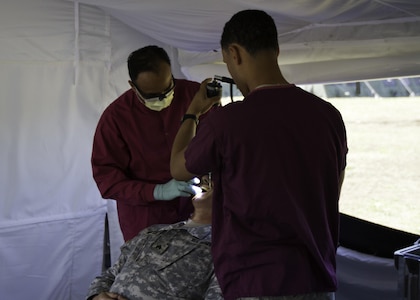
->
[[327, 97, 420, 235]]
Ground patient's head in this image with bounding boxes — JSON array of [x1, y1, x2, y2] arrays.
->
[[190, 175, 213, 224]]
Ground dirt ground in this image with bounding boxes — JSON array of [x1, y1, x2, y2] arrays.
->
[[327, 97, 420, 235]]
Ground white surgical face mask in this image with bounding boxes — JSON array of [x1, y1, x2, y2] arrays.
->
[[142, 89, 174, 111], [133, 77, 175, 111]]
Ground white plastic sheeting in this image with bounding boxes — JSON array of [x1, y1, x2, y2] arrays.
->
[[1, 0, 419, 299], [0, 1, 181, 299], [0, 210, 105, 299], [336, 247, 398, 300], [75, 0, 420, 83]]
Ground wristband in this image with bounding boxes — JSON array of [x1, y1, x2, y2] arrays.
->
[[181, 114, 198, 126]]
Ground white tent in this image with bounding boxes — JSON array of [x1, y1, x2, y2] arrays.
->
[[1, 1, 419, 299]]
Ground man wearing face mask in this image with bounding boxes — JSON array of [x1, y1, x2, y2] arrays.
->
[[91, 45, 210, 242]]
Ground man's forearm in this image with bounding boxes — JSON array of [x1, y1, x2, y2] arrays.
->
[[170, 117, 197, 181], [338, 169, 345, 198], [171, 78, 221, 180]]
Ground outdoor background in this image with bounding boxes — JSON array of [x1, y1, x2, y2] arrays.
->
[[329, 97, 420, 235]]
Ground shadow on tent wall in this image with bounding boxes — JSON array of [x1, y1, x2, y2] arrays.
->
[[339, 213, 419, 259]]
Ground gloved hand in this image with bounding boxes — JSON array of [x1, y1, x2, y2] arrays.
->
[[153, 178, 198, 201]]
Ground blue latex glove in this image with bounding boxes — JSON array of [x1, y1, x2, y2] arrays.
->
[[153, 178, 198, 201]]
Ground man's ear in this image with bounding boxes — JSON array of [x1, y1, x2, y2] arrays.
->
[[228, 44, 242, 65]]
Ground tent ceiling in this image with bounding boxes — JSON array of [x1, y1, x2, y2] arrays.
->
[[75, 0, 420, 83]]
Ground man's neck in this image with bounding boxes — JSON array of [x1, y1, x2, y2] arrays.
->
[[188, 211, 211, 226]]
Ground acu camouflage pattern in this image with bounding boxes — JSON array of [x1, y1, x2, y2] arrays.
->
[[86, 222, 223, 300]]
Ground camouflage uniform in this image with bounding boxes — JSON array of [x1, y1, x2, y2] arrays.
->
[[86, 221, 222, 300]]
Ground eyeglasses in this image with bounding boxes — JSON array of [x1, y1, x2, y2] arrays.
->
[[134, 76, 175, 102]]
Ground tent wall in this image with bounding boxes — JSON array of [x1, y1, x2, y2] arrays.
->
[[1, 1, 416, 299], [336, 246, 398, 300], [0, 1, 184, 298]]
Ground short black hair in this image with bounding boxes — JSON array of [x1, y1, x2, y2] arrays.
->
[[221, 10, 279, 56], [127, 45, 171, 82]]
